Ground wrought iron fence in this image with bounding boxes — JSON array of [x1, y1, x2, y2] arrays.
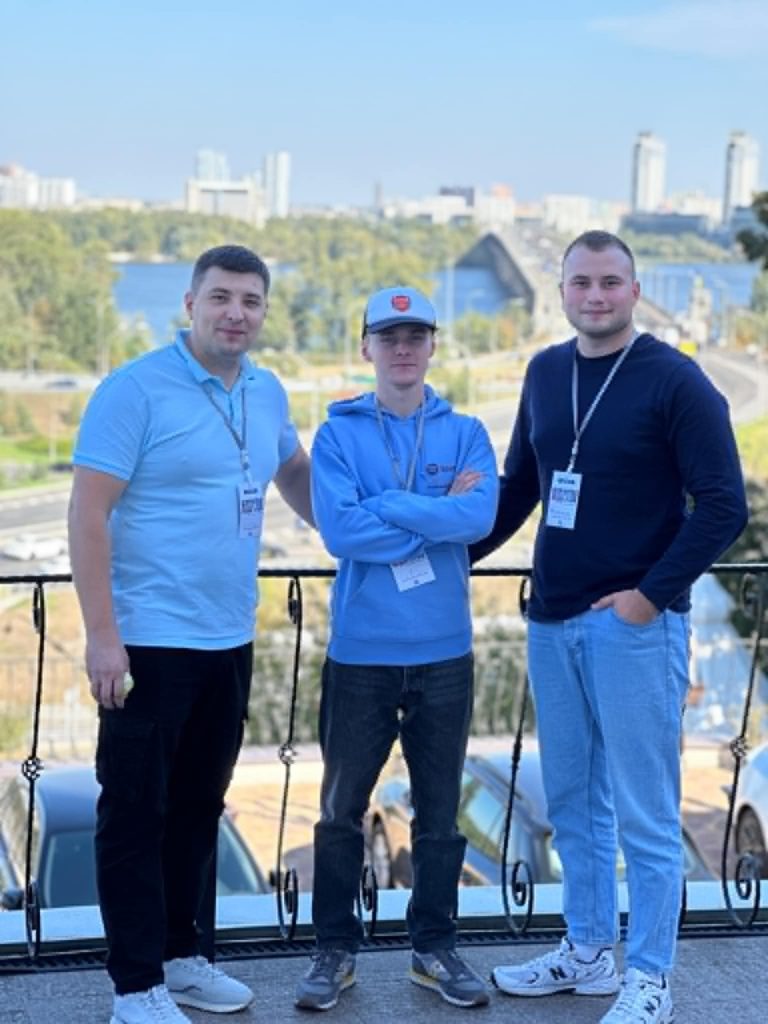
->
[[0, 563, 766, 963]]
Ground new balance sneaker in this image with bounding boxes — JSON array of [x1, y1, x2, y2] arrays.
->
[[164, 956, 253, 1013], [410, 949, 490, 1007], [294, 949, 356, 1011], [600, 968, 674, 1023], [111, 984, 191, 1023], [492, 937, 619, 997]]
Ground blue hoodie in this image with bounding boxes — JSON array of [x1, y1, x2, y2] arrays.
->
[[311, 386, 499, 665]]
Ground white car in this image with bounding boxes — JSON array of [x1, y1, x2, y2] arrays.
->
[[0, 534, 67, 561], [734, 740, 768, 877]]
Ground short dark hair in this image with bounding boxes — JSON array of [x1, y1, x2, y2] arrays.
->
[[190, 245, 271, 295], [562, 230, 636, 279]]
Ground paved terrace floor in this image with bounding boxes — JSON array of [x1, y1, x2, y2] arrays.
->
[[3, 932, 768, 1024]]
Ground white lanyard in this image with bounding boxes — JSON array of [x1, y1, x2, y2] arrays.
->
[[567, 335, 637, 472], [375, 398, 425, 492], [202, 383, 252, 482]]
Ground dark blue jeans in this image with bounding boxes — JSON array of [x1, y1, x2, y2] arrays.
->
[[95, 644, 252, 995], [312, 653, 474, 954]]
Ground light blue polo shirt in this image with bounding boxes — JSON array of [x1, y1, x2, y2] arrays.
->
[[73, 331, 299, 649]]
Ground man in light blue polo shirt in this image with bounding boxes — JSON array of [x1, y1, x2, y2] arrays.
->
[[69, 245, 312, 1024]]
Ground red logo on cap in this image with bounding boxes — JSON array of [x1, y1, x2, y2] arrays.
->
[[391, 294, 411, 312]]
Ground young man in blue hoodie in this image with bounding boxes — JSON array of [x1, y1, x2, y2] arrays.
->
[[295, 286, 499, 1011]]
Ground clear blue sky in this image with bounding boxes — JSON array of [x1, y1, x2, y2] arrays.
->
[[1, 0, 766, 208]]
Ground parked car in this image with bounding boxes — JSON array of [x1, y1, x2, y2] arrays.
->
[[0, 767, 269, 912], [366, 751, 712, 888], [0, 534, 68, 562], [733, 740, 768, 877]]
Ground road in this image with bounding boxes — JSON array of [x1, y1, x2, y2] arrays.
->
[[699, 349, 768, 424], [0, 487, 70, 533], [0, 479, 326, 576]]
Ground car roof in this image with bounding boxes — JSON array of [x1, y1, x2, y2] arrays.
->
[[30, 767, 100, 832]]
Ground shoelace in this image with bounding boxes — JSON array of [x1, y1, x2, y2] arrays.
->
[[145, 986, 184, 1021], [178, 956, 225, 981], [612, 977, 661, 1017], [309, 951, 348, 978]]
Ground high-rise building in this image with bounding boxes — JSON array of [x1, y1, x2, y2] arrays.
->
[[185, 176, 266, 227], [723, 131, 759, 224], [631, 132, 666, 212], [195, 149, 230, 182], [0, 163, 76, 209], [263, 151, 291, 218]]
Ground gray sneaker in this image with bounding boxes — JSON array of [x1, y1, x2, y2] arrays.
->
[[410, 949, 490, 1007], [295, 949, 356, 1011], [492, 938, 619, 997]]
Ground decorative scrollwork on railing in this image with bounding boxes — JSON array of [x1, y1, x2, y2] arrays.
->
[[20, 756, 43, 784], [719, 571, 767, 928], [499, 576, 535, 936], [272, 576, 305, 941], [356, 865, 378, 939], [2, 562, 768, 963], [24, 879, 41, 962], [19, 581, 48, 960]]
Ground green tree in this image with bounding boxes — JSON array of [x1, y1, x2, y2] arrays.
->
[[0, 277, 31, 368], [738, 192, 768, 269], [731, 270, 768, 353], [0, 210, 126, 372], [0, 210, 481, 369], [750, 271, 768, 315]]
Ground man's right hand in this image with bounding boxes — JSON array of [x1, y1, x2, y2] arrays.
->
[[86, 634, 132, 710], [448, 469, 484, 495]]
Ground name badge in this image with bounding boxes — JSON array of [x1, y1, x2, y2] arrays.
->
[[391, 552, 436, 592], [238, 483, 264, 539], [546, 470, 582, 530]]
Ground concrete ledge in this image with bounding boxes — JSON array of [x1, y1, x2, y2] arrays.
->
[[2, 882, 766, 959]]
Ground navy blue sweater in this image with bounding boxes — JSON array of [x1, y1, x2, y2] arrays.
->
[[470, 334, 748, 621]]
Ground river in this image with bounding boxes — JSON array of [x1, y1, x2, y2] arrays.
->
[[112, 259, 761, 345]]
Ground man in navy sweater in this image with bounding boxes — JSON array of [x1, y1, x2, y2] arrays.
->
[[473, 231, 747, 1024]]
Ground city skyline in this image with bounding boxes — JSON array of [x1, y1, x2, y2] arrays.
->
[[1, 0, 766, 207]]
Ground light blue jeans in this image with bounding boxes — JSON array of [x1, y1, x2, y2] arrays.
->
[[527, 607, 690, 975]]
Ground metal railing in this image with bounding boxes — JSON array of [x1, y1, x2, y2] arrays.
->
[[1, 563, 766, 966]]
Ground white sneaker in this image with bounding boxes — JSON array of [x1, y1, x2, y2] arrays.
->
[[600, 968, 674, 1023], [111, 984, 191, 1023], [492, 937, 620, 997], [164, 955, 253, 1013]]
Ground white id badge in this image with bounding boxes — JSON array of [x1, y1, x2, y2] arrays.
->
[[546, 470, 582, 530], [238, 483, 264, 538], [391, 552, 436, 592]]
